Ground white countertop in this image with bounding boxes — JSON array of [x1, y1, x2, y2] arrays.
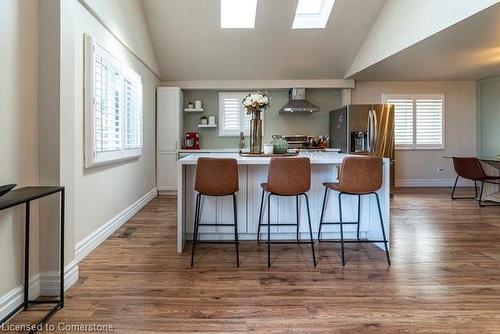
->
[[178, 152, 388, 165], [178, 148, 240, 153]]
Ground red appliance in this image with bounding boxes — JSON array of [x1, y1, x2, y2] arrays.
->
[[185, 132, 200, 150]]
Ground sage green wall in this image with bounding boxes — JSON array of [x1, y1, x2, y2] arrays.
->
[[477, 77, 500, 157], [183, 89, 342, 149]]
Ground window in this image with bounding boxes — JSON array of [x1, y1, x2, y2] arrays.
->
[[219, 92, 260, 137], [383, 94, 444, 150], [221, 0, 257, 29], [292, 0, 335, 29], [84, 35, 143, 168]]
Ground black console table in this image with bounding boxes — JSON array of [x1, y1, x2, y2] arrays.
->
[[0, 186, 65, 331]]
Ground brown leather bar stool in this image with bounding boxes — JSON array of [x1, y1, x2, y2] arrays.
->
[[191, 158, 240, 267], [257, 157, 316, 267], [318, 156, 390, 266], [451, 157, 500, 207]]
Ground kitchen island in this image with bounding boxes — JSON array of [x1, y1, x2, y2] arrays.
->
[[176, 152, 390, 253]]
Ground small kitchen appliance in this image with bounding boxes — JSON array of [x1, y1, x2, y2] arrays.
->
[[185, 132, 200, 150]]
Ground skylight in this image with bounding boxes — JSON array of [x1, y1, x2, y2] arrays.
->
[[221, 0, 257, 29], [292, 0, 335, 29]]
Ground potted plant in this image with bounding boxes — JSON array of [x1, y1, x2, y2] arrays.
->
[[242, 91, 270, 154]]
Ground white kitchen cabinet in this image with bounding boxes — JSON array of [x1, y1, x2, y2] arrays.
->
[[157, 87, 183, 194], [157, 152, 178, 192]]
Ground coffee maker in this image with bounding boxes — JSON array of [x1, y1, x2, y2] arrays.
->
[[185, 132, 200, 150]]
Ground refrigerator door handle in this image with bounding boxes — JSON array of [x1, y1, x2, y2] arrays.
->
[[367, 109, 377, 154]]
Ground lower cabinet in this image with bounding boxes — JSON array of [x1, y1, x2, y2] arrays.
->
[[157, 151, 177, 192]]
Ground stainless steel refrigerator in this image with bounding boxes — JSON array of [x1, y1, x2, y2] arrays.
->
[[329, 104, 395, 193]]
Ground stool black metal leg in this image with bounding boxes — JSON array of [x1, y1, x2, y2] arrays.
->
[[479, 181, 485, 207], [451, 175, 459, 199], [374, 192, 390, 265], [232, 194, 239, 267], [296, 195, 300, 241], [338, 193, 345, 266], [267, 193, 272, 268], [474, 181, 478, 199], [24, 202, 30, 309], [318, 187, 328, 240], [190, 193, 201, 267], [304, 194, 317, 267], [257, 189, 264, 244], [356, 195, 361, 241]]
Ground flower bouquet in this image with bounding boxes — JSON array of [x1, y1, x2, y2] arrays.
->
[[242, 91, 270, 154]]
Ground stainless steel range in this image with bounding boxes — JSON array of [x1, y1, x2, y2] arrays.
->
[[281, 135, 329, 151]]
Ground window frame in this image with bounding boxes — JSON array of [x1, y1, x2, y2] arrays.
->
[[218, 92, 264, 137], [382, 93, 445, 151], [84, 34, 143, 168]]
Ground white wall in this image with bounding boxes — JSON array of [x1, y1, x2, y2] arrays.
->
[[72, 0, 158, 243], [80, 0, 161, 77], [351, 81, 477, 186], [346, 0, 499, 77], [0, 0, 39, 297]]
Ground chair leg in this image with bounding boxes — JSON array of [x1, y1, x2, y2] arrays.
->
[[479, 181, 485, 207], [257, 189, 264, 244], [190, 193, 201, 267], [318, 187, 328, 240], [338, 193, 345, 266], [474, 180, 478, 199], [267, 193, 272, 268], [296, 195, 300, 241], [304, 194, 317, 267], [451, 175, 459, 200], [232, 194, 240, 267], [374, 192, 391, 266], [356, 195, 361, 241]]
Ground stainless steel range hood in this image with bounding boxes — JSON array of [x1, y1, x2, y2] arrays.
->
[[279, 88, 320, 114]]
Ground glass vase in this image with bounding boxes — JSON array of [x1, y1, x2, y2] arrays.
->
[[249, 110, 263, 154]]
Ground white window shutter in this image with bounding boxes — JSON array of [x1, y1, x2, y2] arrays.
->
[[416, 98, 443, 148], [387, 98, 414, 148], [384, 94, 444, 150], [84, 34, 143, 168], [219, 92, 261, 137]]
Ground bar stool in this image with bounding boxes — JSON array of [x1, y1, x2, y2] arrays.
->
[[451, 157, 500, 207], [257, 157, 316, 267], [318, 156, 390, 266], [191, 158, 240, 267]]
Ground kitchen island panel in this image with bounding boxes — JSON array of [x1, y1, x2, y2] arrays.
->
[[177, 153, 390, 253]]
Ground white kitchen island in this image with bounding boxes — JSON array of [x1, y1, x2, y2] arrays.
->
[[176, 152, 390, 253]]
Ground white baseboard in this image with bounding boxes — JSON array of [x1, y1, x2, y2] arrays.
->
[[158, 189, 177, 196], [0, 260, 78, 321], [0, 274, 39, 321], [39, 259, 79, 296], [396, 178, 474, 187], [75, 188, 157, 262]]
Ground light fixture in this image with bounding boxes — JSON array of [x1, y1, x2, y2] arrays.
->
[[292, 0, 335, 29], [221, 0, 257, 29]]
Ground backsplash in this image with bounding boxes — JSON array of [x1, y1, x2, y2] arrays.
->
[[183, 89, 342, 149]]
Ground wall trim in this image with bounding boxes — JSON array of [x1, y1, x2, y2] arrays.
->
[[159, 79, 355, 90], [0, 275, 40, 321], [396, 178, 474, 187], [0, 260, 78, 321], [39, 260, 79, 296], [75, 188, 157, 262]]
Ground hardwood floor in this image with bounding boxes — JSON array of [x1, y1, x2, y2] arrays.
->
[[9, 188, 500, 333]]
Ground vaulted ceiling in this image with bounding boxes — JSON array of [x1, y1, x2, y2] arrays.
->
[[141, 0, 500, 82], [348, 2, 500, 80], [141, 0, 386, 81]]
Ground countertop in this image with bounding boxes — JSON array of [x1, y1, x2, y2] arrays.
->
[[178, 152, 389, 165], [178, 148, 240, 153]]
